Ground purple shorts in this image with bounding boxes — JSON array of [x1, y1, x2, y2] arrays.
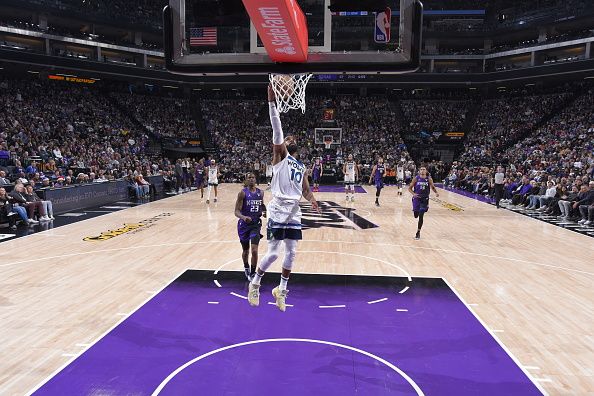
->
[[238, 219, 262, 243], [412, 196, 429, 213]]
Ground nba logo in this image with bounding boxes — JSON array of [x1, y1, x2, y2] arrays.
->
[[374, 7, 391, 43]]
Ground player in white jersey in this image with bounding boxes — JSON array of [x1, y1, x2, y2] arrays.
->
[[206, 159, 219, 204], [396, 161, 405, 196], [343, 154, 359, 202], [248, 84, 319, 312]]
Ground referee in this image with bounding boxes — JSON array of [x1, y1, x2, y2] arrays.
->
[[493, 165, 505, 209]]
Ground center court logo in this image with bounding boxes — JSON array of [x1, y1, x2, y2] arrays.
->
[[300, 201, 378, 230], [83, 213, 174, 242]]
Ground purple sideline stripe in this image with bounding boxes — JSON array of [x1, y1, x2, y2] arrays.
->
[[435, 183, 494, 203], [317, 185, 367, 193], [33, 271, 542, 396]]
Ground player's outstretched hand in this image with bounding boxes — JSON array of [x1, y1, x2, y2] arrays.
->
[[243, 216, 252, 223], [267, 84, 276, 102], [311, 200, 321, 213]]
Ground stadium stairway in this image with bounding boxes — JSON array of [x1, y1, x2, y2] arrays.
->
[[190, 95, 218, 156], [457, 100, 482, 158], [387, 94, 420, 159], [105, 93, 163, 156]]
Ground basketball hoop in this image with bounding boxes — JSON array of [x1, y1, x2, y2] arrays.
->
[[323, 136, 333, 150], [269, 73, 312, 114]]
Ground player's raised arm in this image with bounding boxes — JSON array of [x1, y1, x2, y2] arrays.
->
[[268, 84, 288, 165], [302, 175, 320, 212]]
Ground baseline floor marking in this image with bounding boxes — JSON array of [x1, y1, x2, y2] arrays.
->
[[443, 278, 549, 396], [151, 338, 425, 396], [2, 239, 590, 277], [211, 251, 414, 309], [267, 302, 294, 308], [229, 292, 247, 300], [367, 298, 388, 304], [25, 268, 189, 396]]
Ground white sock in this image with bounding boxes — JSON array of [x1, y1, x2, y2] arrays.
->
[[279, 276, 289, 291], [251, 272, 263, 286]]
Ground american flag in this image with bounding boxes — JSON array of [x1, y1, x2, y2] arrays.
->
[[190, 27, 217, 46]]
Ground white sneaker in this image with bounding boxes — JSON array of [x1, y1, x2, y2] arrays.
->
[[40, 216, 50, 222], [248, 283, 260, 307], [50, 215, 55, 220], [27, 219, 39, 225], [584, 220, 591, 226], [578, 219, 586, 224], [272, 286, 289, 312]]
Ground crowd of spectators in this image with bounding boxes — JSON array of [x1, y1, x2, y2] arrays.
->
[[112, 93, 198, 138], [0, 77, 170, 229], [1, 74, 592, 232], [400, 99, 471, 134], [201, 94, 410, 183], [459, 91, 572, 164], [445, 87, 594, 226]]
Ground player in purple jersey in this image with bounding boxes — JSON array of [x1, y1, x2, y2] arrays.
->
[[234, 173, 266, 281], [311, 158, 323, 192], [369, 157, 386, 206], [194, 158, 206, 199], [408, 166, 439, 240]]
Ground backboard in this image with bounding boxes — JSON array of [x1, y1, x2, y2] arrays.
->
[[163, 0, 422, 75]]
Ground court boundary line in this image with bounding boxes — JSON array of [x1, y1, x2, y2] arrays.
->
[[443, 278, 548, 396], [23, 268, 188, 396], [0, 188, 192, 245], [437, 185, 594, 239]]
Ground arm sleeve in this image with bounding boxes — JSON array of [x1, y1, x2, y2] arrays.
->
[[269, 102, 284, 145]]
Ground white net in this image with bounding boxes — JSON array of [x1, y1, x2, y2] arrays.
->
[[269, 73, 312, 113]]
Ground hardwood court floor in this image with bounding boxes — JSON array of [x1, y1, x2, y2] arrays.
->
[[0, 184, 592, 395]]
